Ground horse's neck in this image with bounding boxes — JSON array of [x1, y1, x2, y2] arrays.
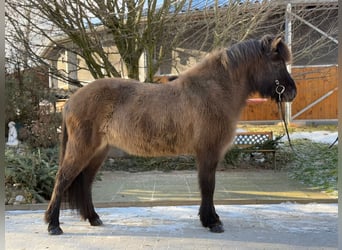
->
[[178, 51, 256, 103], [177, 73, 250, 119]]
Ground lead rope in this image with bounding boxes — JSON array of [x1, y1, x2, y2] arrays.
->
[[275, 80, 295, 153], [329, 137, 338, 149]]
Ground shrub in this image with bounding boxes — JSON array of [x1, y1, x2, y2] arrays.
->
[[223, 135, 283, 168], [103, 155, 196, 172], [5, 146, 59, 204], [26, 112, 62, 148], [223, 147, 242, 166], [5, 68, 62, 148]]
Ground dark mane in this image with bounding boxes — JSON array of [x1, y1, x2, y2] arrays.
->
[[226, 39, 263, 68], [225, 36, 291, 69], [179, 40, 264, 81]]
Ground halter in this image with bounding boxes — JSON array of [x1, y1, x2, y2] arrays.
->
[[275, 80, 294, 152]]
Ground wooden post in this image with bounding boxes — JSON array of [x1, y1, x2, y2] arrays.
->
[[285, 2, 292, 124]]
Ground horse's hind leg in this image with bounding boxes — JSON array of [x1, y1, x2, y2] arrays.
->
[[44, 156, 85, 235], [45, 170, 70, 235], [45, 143, 103, 235], [78, 146, 109, 226], [197, 152, 224, 233]]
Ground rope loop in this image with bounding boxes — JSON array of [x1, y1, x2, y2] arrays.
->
[[275, 80, 285, 102]]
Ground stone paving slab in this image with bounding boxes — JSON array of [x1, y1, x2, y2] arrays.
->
[[6, 170, 335, 211], [91, 170, 336, 206]]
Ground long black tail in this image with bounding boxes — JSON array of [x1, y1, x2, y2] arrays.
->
[[66, 171, 92, 220], [59, 110, 91, 219]]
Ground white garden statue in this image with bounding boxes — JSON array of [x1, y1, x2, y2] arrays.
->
[[6, 121, 19, 146]]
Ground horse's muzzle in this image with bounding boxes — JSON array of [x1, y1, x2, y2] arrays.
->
[[283, 88, 297, 102]]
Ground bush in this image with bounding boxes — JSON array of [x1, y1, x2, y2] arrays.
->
[[5, 146, 59, 204], [5, 69, 62, 148], [26, 112, 62, 148], [223, 147, 242, 166], [103, 155, 196, 172]]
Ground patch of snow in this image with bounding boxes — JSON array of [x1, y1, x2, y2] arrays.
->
[[282, 131, 338, 145], [6, 203, 337, 235]]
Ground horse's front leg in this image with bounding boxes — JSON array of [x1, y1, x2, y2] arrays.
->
[[197, 155, 224, 233]]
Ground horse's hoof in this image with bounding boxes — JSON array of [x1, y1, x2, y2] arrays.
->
[[209, 224, 224, 233], [48, 226, 63, 235], [89, 218, 103, 226]]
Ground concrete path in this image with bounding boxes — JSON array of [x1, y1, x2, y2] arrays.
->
[[91, 170, 336, 206], [5, 170, 338, 249]]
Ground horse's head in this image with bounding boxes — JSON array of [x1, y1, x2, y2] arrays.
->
[[257, 35, 297, 102]]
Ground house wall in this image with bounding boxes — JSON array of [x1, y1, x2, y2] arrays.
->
[[54, 44, 131, 87], [77, 55, 94, 84]]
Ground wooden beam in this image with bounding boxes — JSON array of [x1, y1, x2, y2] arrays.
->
[[289, 12, 338, 44], [285, 0, 337, 4]]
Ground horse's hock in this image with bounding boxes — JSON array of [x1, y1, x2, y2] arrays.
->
[[234, 131, 277, 169]]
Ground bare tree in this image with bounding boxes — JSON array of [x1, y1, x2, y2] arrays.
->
[[5, 0, 338, 86], [290, 2, 338, 65], [6, 0, 193, 83], [169, 1, 337, 66]]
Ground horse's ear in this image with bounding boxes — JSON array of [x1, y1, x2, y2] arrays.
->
[[262, 35, 291, 62], [261, 35, 274, 52], [271, 35, 283, 53], [271, 35, 292, 62]]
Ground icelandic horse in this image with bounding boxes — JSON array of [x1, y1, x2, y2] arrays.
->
[[45, 35, 296, 234]]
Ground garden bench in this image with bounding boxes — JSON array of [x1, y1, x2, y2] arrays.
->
[[233, 131, 277, 169]]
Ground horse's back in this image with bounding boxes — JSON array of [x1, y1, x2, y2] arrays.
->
[[62, 76, 234, 158]]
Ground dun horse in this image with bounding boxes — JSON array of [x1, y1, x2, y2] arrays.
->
[[45, 35, 296, 235]]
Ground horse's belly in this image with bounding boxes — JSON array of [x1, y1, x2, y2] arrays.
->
[[105, 130, 194, 157], [103, 105, 196, 157]]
